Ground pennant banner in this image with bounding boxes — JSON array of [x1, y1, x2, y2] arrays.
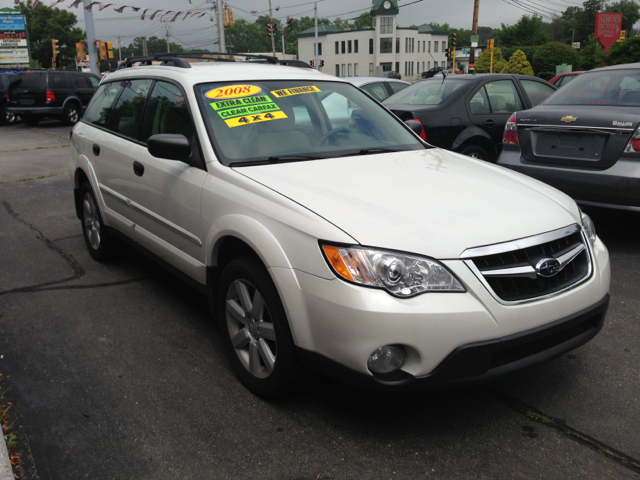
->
[[40, 1, 204, 22]]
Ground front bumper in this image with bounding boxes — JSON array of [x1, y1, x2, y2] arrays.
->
[[498, 147, 640, 210]]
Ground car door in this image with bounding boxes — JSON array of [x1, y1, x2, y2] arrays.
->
[[468, 79, 523, 146], [517, 78, 556, 109], [126, 80, 208, 269]]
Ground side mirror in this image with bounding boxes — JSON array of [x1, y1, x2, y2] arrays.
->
[[405, 119, 424, 136], [147, 134, 191, 162]]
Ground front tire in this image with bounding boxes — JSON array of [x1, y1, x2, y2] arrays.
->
[[460, 144, 491, 161], [79, 182, 125, 262], [217, 256, 299, 398]]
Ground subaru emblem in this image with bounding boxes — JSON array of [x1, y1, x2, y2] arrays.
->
[[536, 257, 562, 277]]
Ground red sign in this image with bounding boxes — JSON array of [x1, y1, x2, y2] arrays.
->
[[595, 12, 623, 51]]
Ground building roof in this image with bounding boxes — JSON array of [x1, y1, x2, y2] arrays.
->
[[297, 24, 344, 38], [418, 24, 450, 36], [371, 0, 399, 16]]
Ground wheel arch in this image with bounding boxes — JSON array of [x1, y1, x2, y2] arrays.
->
[[452, 127, 497, 161]]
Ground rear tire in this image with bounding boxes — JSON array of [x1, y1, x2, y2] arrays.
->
[[1, 105, 17, 125], [460, 144, 491, 162], [79, 182, 126, 262], [22, 115, 40, 127], [64, 103, 80, 126], [217, 256, 299, 398]]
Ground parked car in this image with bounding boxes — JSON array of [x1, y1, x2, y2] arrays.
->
[[7, 70, 100, 126], [548, 71, 584, 87], [422, 67, 445, 79], [345, 76, 410, 102], [383, 74, 557, 161], [498, 63, 640, 211], [69, 53, 609, 398], [383, 71, 402, 80], [1, 71, 18, 125]]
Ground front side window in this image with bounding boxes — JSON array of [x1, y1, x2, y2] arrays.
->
[[48, 73, 70, 89], [83, 82, 121, 127], [380, 37, 392, 54], [142, 81, 194, 143], [108, 79, 153, 140], [484, 80, 522, 113], [88, 76, 100, 88], [195, 80, 425, 166]]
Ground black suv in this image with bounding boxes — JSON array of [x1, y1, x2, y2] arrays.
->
[[7, 70, 100, 126], [1, 71, 18, 125]]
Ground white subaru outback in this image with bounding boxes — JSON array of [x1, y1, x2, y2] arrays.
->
[[69, 54, 610, 398]]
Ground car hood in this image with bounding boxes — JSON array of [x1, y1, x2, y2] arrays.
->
[[235, 148, 580, 259]]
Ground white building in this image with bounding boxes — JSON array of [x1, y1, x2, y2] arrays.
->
[[297, 0, 449, 82]]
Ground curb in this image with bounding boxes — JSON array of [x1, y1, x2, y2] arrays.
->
[[0, 431, 12, 480]]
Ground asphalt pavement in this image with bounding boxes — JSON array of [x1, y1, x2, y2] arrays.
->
[[0, 121, 639, 479]]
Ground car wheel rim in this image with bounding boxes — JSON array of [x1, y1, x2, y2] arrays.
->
[[226, 279, 277, 379], [68, 108, 79, 123], [5, 111, 14, 123], [83, 192, 101, 250]]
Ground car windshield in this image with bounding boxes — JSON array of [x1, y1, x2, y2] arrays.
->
[[195, 80, 425, 166], [383, 78, 467, 105], [545, 69, 640, 106]]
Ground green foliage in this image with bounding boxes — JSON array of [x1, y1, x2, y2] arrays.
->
[[607, 36, 640, 65], [606, 0, 640, 32], [353, 12, 373, 30], [501, 45, 539, 68], [501, 49, 534, 75], [498, 15, 547, 47], [18, 0, 85, 69], [475, 48, 507, 73], [580, 35, 606, 70], [532, 42, 581, 77]]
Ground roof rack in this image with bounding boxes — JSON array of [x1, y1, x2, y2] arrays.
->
[[117, 52, 312, 70]]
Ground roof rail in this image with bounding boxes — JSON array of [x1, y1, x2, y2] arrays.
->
[[117, 52, 313, 70]]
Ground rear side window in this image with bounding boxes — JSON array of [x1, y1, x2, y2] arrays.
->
[[108, 79, 153, 141], [13, 72, 45, 90], [83, 82, 121, 127], [142, 81, 194, 143], [520, 80, 555, 107], [73, 75, 92, 88], [388, 82, 408, 94], [469, 87, 490, 114], [48, 73, 70, 89]]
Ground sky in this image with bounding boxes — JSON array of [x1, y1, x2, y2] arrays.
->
[[0, 0, 576, 52]]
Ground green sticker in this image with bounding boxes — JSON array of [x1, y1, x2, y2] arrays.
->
[[217, 102, 281, 120], [211, 95, 274, 111]]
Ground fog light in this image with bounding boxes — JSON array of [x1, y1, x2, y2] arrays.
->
[[367, 345, 404, 374]]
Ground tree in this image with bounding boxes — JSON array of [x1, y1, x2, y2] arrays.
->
[[606, 0, 640, 33], [501, 49, 534, 75], [18, 0, 85, 68], [532, 42, 581, 79], [580, 35, 606, 70], [120, 36, 185, 58], [498, 15, 548, 47], [475, 48, 507, 73], [353, 12, 372, 30], [225, 20, 271, 53], [606, 36, 640, 65]]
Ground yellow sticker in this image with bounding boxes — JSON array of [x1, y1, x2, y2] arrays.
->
[[206, 85, 262, 100], [225, 110, 288, 128], [271, 85, 321, 98]]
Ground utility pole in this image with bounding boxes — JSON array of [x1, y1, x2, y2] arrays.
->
[[268, 0, 276, 56], [82, 0, 99, 75], [142, 36, 147, 56], [217, 0, 226, 53], [162, 20, 172, 53], [281, 23, 285, 59], [116, 35, 123, 62], [469, 0, 480, 68], [314, 2, 318, 70]]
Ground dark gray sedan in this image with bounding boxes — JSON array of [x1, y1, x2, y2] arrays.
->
[[498, 63, 640, 212]]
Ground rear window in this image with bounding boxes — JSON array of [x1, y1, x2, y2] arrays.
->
[[12, 72, 45, 90], [383, 79, 466, 106], [546, 69, 640, 106]]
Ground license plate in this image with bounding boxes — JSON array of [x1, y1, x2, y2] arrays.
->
[[533, 131, 606, 161], [19, 99, 35, 106]]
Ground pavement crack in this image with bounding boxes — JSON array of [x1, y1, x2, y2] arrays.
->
[[32, 127, 68, 140], [0, 198, 85, 294], [0, 277, 148, 296], [485, 387, 640, 474], [0, 173, 66, 185]]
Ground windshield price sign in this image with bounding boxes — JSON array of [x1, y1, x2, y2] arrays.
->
[[595, 12, 623, 51]]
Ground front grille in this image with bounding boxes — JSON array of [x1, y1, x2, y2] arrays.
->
[[462, 225, 592, 304]]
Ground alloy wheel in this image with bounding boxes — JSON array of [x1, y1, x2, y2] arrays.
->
[[68, 107, 79, 124], [83, 192, 101, 250], [225, 279, 277, 379]]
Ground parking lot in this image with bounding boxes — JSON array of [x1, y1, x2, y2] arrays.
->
[[1, 121, 639, 479]]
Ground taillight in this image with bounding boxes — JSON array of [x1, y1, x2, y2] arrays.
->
[[503, 113, 518, 145], [407, 118, 427, 141], [624, 126, 640, 153], [46, 91, 55, 103]]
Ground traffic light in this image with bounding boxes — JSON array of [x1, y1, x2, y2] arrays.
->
[[452, 32, 457, 47], [76, 42, 87, 61], [310, 59, 314, 67], [320, 59, 324, 67], [267, 23, 276, 37], [52, 39, 60, 68], [99, 41, 107, 60], [106, 41, 114, 59], [446, 47, 451, 58], [228, 8, 234, 26], [618, 30, 626, 42], [287, 16, 292, 30], [487, 39, 495, 50]]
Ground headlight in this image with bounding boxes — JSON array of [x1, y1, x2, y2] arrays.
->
[[321, 244, 465, 297], [580, 210, 597, 246]]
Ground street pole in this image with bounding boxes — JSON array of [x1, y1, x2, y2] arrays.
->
[[117, 35, 122, 62], [314, 2, 318, 70], [469, 0, 479, 69], [217, 0, 226, 53], [142, 36, 147, 56], [281, 24, 285, 59], [268, 0, 276, 56], [82, 0, 99, 75], [162, 20, 172, 52]]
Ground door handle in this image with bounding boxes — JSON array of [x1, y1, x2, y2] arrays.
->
[[133, 161, 145, 177], [92, 144, 100, 156], [483, 120, 496, 127]]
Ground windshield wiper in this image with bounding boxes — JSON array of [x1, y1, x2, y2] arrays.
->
[[229, 155, 323, 167], [341, 147, 405, 157]]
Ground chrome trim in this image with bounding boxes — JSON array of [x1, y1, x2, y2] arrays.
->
[[556, 243, 586, 268], [516, 124, 634, 133], [481, 265, 537, 280], [460, 224, 580, 259], [462, 228, 593, 306], [99, 183, 203, 247]]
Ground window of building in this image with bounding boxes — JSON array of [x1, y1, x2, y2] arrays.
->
[[442, 41, 446, 52], [354, 40, 358, 53], [380, 37, 392, 54], [405, 38, 408, 53], [336, 64, 340, 76], [354, 63, 359, 76], [369, 63, 374, 76], [396, 37, 400, 54], [341, 41, 346, 54], [412, 38, 415, 53], [395, 61, 399, 73], [418, 41, 420, 53], [381, 62, 392, 72], [422, 61, 425, 71], [442, 61, 446, 68], [369, 38, 374, 54], [348, 40, 352, 54], [428, 41, 431, 53], [341, 64, 346, 76], [347, 64, 351, 76], [417, 62, 420, 73], [427, 61, 430, 70], [434, 41, 438, 53], [381, 16, 393, 34], [404, 62, 407, 76], [335, 41, 339, 54]]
